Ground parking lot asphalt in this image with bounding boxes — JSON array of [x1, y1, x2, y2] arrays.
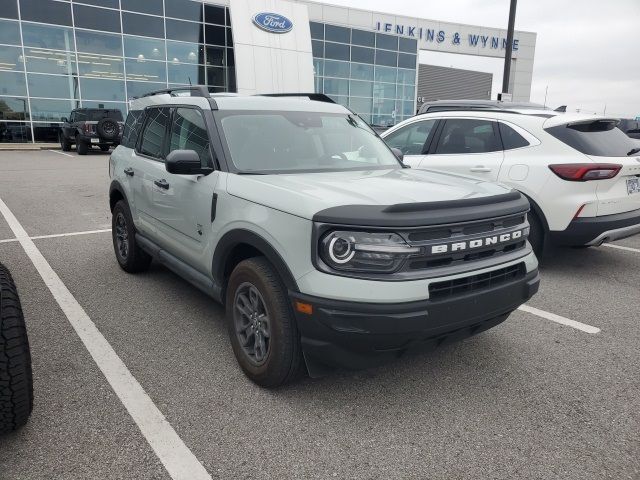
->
[[0, 149, 638, 480]]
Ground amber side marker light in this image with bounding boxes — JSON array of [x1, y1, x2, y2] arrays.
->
[[295, 301, 313, 315]]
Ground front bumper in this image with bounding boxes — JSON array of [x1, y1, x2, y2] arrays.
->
[[549, 208, 640, 246], [290, 268, 539, 376]]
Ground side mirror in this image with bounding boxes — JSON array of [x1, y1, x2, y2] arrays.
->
[[166, 150, 211, 175], [61, 117, 68, 123], [391, 147, 404, 161]]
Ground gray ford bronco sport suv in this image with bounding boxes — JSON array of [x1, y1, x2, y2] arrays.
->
[[60, 108, 124, 155], [109, 87, 540, 387]]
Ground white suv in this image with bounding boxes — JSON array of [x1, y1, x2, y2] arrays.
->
[[109, 88, 539, 387], [382, 110, 640, 254]]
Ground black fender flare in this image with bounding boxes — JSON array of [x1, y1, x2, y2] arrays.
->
[[212, 229, 299, 296], [109, 179, 129, 212]]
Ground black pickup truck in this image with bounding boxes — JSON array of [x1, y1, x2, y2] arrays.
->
[[60, 108, 124, 155]]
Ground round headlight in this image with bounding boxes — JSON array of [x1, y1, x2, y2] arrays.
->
[[328, 236, 355, 264]]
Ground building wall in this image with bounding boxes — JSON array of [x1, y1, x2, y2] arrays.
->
[[229, 0, 314, 95], [417, 64, 492, 109]]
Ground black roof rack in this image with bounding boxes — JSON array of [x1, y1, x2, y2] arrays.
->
[[258, 93, 337, 104], [139, 85, 211, 99]]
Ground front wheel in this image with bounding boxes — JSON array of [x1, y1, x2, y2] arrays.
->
[[0, 264, 33, 434], [112, 201, 152, 273], [226, 258, 304, 388], [59, 133, 71, 152]]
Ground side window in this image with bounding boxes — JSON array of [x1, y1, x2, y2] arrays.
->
[[435, 118, 500, 154], [138, 107, 170, 159], [121, 110, 144, 149], [168, 108, 213, 167], [69, 112, 75, 122], [384, 120, 436, 155], [499, 122, 530, 150]]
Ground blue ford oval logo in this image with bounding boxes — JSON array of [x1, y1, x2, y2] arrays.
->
[[252, 12, 293, 34]]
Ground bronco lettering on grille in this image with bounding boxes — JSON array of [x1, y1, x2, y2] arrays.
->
[[430, 230, 523, 255]]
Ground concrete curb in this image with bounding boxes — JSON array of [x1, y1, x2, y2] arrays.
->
[[0, 144, 60, 152]]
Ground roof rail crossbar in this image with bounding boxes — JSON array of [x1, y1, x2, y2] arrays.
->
[[258, 93, 337, 104], [139, 85, 211, 99]]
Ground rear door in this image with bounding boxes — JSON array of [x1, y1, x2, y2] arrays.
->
[[418, 117, 504, 181], [132, 106, 172, 237], [382, 118, 438, 168]]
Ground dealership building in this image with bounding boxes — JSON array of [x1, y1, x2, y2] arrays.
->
[[0, 0, 536, 143]]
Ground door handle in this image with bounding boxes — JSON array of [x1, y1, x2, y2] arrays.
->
[[470, 166, 492, 173], [154, 179, 169, 190], [124, 167, 134, 177]]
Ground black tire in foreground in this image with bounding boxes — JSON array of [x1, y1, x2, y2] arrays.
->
[[59, 133, 71, 152], [226, 257, 304, 388], [112, 200, 152, 273], [0, 263, 33, 434], [76, 141, 88, 155]]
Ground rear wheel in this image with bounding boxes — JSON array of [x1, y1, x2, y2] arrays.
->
[[76, 141, 88, 155], [0, 263, 33, 434], [226, 257, 304, 388], [527, 210, 545, 257], [112, 200, 152, 273]]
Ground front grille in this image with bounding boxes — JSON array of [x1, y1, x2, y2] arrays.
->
[[396, 212, 529, 272], [429, 263, 525, 300]]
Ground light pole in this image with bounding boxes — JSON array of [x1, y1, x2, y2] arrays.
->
[[501, 0, 517, 98]]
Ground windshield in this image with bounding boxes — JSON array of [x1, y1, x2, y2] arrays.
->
[[218, 111, 401, 173]]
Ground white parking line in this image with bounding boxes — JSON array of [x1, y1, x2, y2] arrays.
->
[[603, 243, 640, 253], [0, 197, 212, 480], [48, 149, 73, 157], [31, 228, 111, 240], [0, 237, 17, 244], [518, 304, 601, 334]]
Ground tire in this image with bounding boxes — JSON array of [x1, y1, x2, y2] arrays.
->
[[527, 210, 545, 258], [0, 263, 33, 434], [76, 141, 88, 155], [59, 133, 71, 152], [96, 118, 118, 140], [112, 200, 152, 273], [226, 257, 304, 388], [99, 145, 110, 152]]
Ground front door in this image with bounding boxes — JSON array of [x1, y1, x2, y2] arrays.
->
[[149, 107, 219, 269], [419, 117, 504, 181]]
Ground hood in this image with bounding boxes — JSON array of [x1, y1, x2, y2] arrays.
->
[[226, 168, 512, 220]]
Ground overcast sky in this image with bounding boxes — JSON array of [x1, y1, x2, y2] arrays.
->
[[318, 0, 640, 118]]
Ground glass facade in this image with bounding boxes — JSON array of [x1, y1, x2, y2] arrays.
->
[[0, 0, 234, 143], [311, 21, 418, 127]]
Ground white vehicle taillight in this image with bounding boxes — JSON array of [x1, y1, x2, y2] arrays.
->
[[548, 163, 622, 181]]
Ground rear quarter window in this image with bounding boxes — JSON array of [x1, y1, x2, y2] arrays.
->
[[498, 122, 530, 150], [545, 120, 637, 157], [121, 110, 144, 148]]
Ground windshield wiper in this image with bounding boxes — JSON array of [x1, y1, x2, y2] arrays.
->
[[627, 147, 640, 156]]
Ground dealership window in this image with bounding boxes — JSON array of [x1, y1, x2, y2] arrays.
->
[[313, 23, 417, 125], [0, 0, 18, 20], [0, 122, 31, 143], [20, 0, 72, 26], [122, 0, 163, 16], [1, 2, 234, 142], [0, 19, 21, 45], [0, 97, 29, 120], [29, 98, 76, 122]]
